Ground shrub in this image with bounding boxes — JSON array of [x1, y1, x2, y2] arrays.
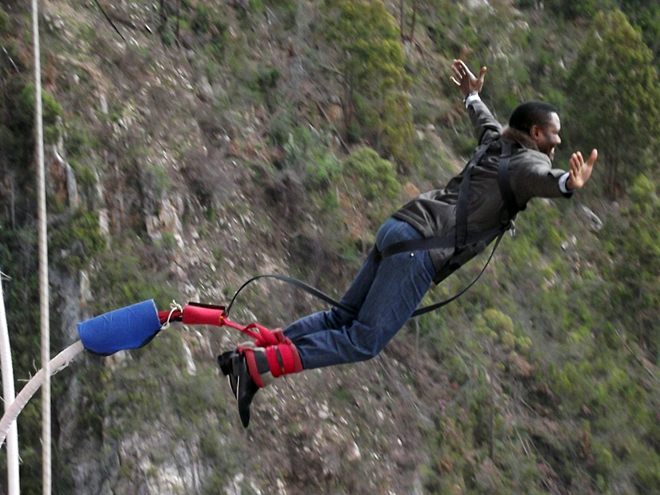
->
[[69, 158, 97, 189], [281, 126, 342, 189], [49, 209, 105, 270], [343, 147, 399, 202], [90, 240, 173, 313], [252, 66, 280, 110], [19, 83, 63, 128], [0, 8, 9, 34]]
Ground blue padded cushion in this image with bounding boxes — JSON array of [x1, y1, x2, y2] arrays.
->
[[77, 300, 161, 355]]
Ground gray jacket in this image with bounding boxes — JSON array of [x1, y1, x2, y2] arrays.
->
[[393, 99, 571, 284]]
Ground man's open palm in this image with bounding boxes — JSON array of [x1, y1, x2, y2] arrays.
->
[[568, 149, 598, 190], [450, 59, 487, 98]]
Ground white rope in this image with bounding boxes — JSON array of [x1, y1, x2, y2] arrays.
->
[[160, 300, 183, 330], [0, 341, 84, 448], [31, 0, 51, 491], [0, 276, 20, 495]]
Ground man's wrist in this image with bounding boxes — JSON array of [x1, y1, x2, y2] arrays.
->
[[464, 92, 481, 108], [559, 172, 575, 195]]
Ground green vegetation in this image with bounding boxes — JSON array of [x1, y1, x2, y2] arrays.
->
[[49, 210, 106, 271], [343, 146, 399, 202], [2, 0, 660, 493], [605, 174, 660, 360], [325, 0, 414, 164], [568, 9, 660, 197], [0, 7, 9, 34]]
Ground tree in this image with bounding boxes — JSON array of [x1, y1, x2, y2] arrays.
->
[[620, 0, 660, 62], [325, 0, 414, 165], [399, 0, 419, 42], [606, 174, 660, 361], [568, 10, 660, 197], [543, 0, 615, 19]]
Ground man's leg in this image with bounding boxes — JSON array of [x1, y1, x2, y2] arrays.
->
[[217, 218, 434, 427], [282, 217, 424, 344], [282, 247, 381, 342], [290, 245, 435, 369]]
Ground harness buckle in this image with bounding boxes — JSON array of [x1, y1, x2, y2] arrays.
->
[[508, 219, 516, 238]]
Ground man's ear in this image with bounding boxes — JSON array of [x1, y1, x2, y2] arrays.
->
[[529, 124, 542, 142]]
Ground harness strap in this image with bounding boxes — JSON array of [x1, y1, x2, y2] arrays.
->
[[266, 343, 302, 377], [163, 301, 303, 383], [235, 345, 263, 387], [160, 302, 286, 345], [381, 225, 503, 258], [456, 141, 492, 249], [376, 137, 520, 315], [498, 139, 519, 220], [237, 333, 303, 387], [383, 137, 523, 260]]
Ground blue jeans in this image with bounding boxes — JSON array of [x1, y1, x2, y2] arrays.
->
[[283, 218, 435, 370]]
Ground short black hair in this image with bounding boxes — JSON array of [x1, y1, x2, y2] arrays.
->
[[508, 101, 558, 133]]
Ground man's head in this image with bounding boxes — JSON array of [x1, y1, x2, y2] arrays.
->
[[509, 101, 561, 160]]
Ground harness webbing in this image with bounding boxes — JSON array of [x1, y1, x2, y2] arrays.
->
[[498, 140, 519, 220], [158, 302, 284, 343], [158, 303, 302, 386], [383, 138, 517, 259], [380, 224, 503, 257], [456, 141, 493, 249], [408, 230, 507, 316]]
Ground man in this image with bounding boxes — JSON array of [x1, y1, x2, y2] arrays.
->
[[219, 59, 597, 427]]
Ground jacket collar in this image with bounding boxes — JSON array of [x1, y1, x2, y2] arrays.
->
[[502, 126, 539, 152]]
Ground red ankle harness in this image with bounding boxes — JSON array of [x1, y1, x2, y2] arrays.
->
[[158, 302, 302, 387]]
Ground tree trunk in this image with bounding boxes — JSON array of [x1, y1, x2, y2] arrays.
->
[[159, 0, 167, 40], [176, 0, 181, 45], [409, 0, 418, 43]]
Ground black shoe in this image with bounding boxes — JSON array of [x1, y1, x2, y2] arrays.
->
[[217, 350, 238, 397], [217, 350, 260, 428]]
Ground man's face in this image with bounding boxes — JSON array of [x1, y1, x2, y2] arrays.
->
[[532, 112, 561, 160]]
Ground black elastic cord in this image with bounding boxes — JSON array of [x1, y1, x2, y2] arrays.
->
[[225, 229, 507, 319], [411, 229, 505, 316], [93, 0, 127, 41], [225, 273, 356, 317]]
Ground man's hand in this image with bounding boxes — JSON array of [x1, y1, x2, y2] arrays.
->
[[567, 149, 598, 190], [450, 59, 487, 98]]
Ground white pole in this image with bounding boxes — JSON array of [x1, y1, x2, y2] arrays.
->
[[31, 0, 51, 492], [0, 341, 84, 449], [0, 274, 20, 495]]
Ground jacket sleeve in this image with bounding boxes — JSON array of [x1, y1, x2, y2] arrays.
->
[[511, 150, 573, 208], [467, 100, 502, 145]]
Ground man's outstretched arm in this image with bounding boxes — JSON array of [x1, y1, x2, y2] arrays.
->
[[451, 59, 501, 144]]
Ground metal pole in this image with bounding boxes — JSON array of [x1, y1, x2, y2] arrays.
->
[[0, 274, 20, 495], [31, 0, 51, 492]]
